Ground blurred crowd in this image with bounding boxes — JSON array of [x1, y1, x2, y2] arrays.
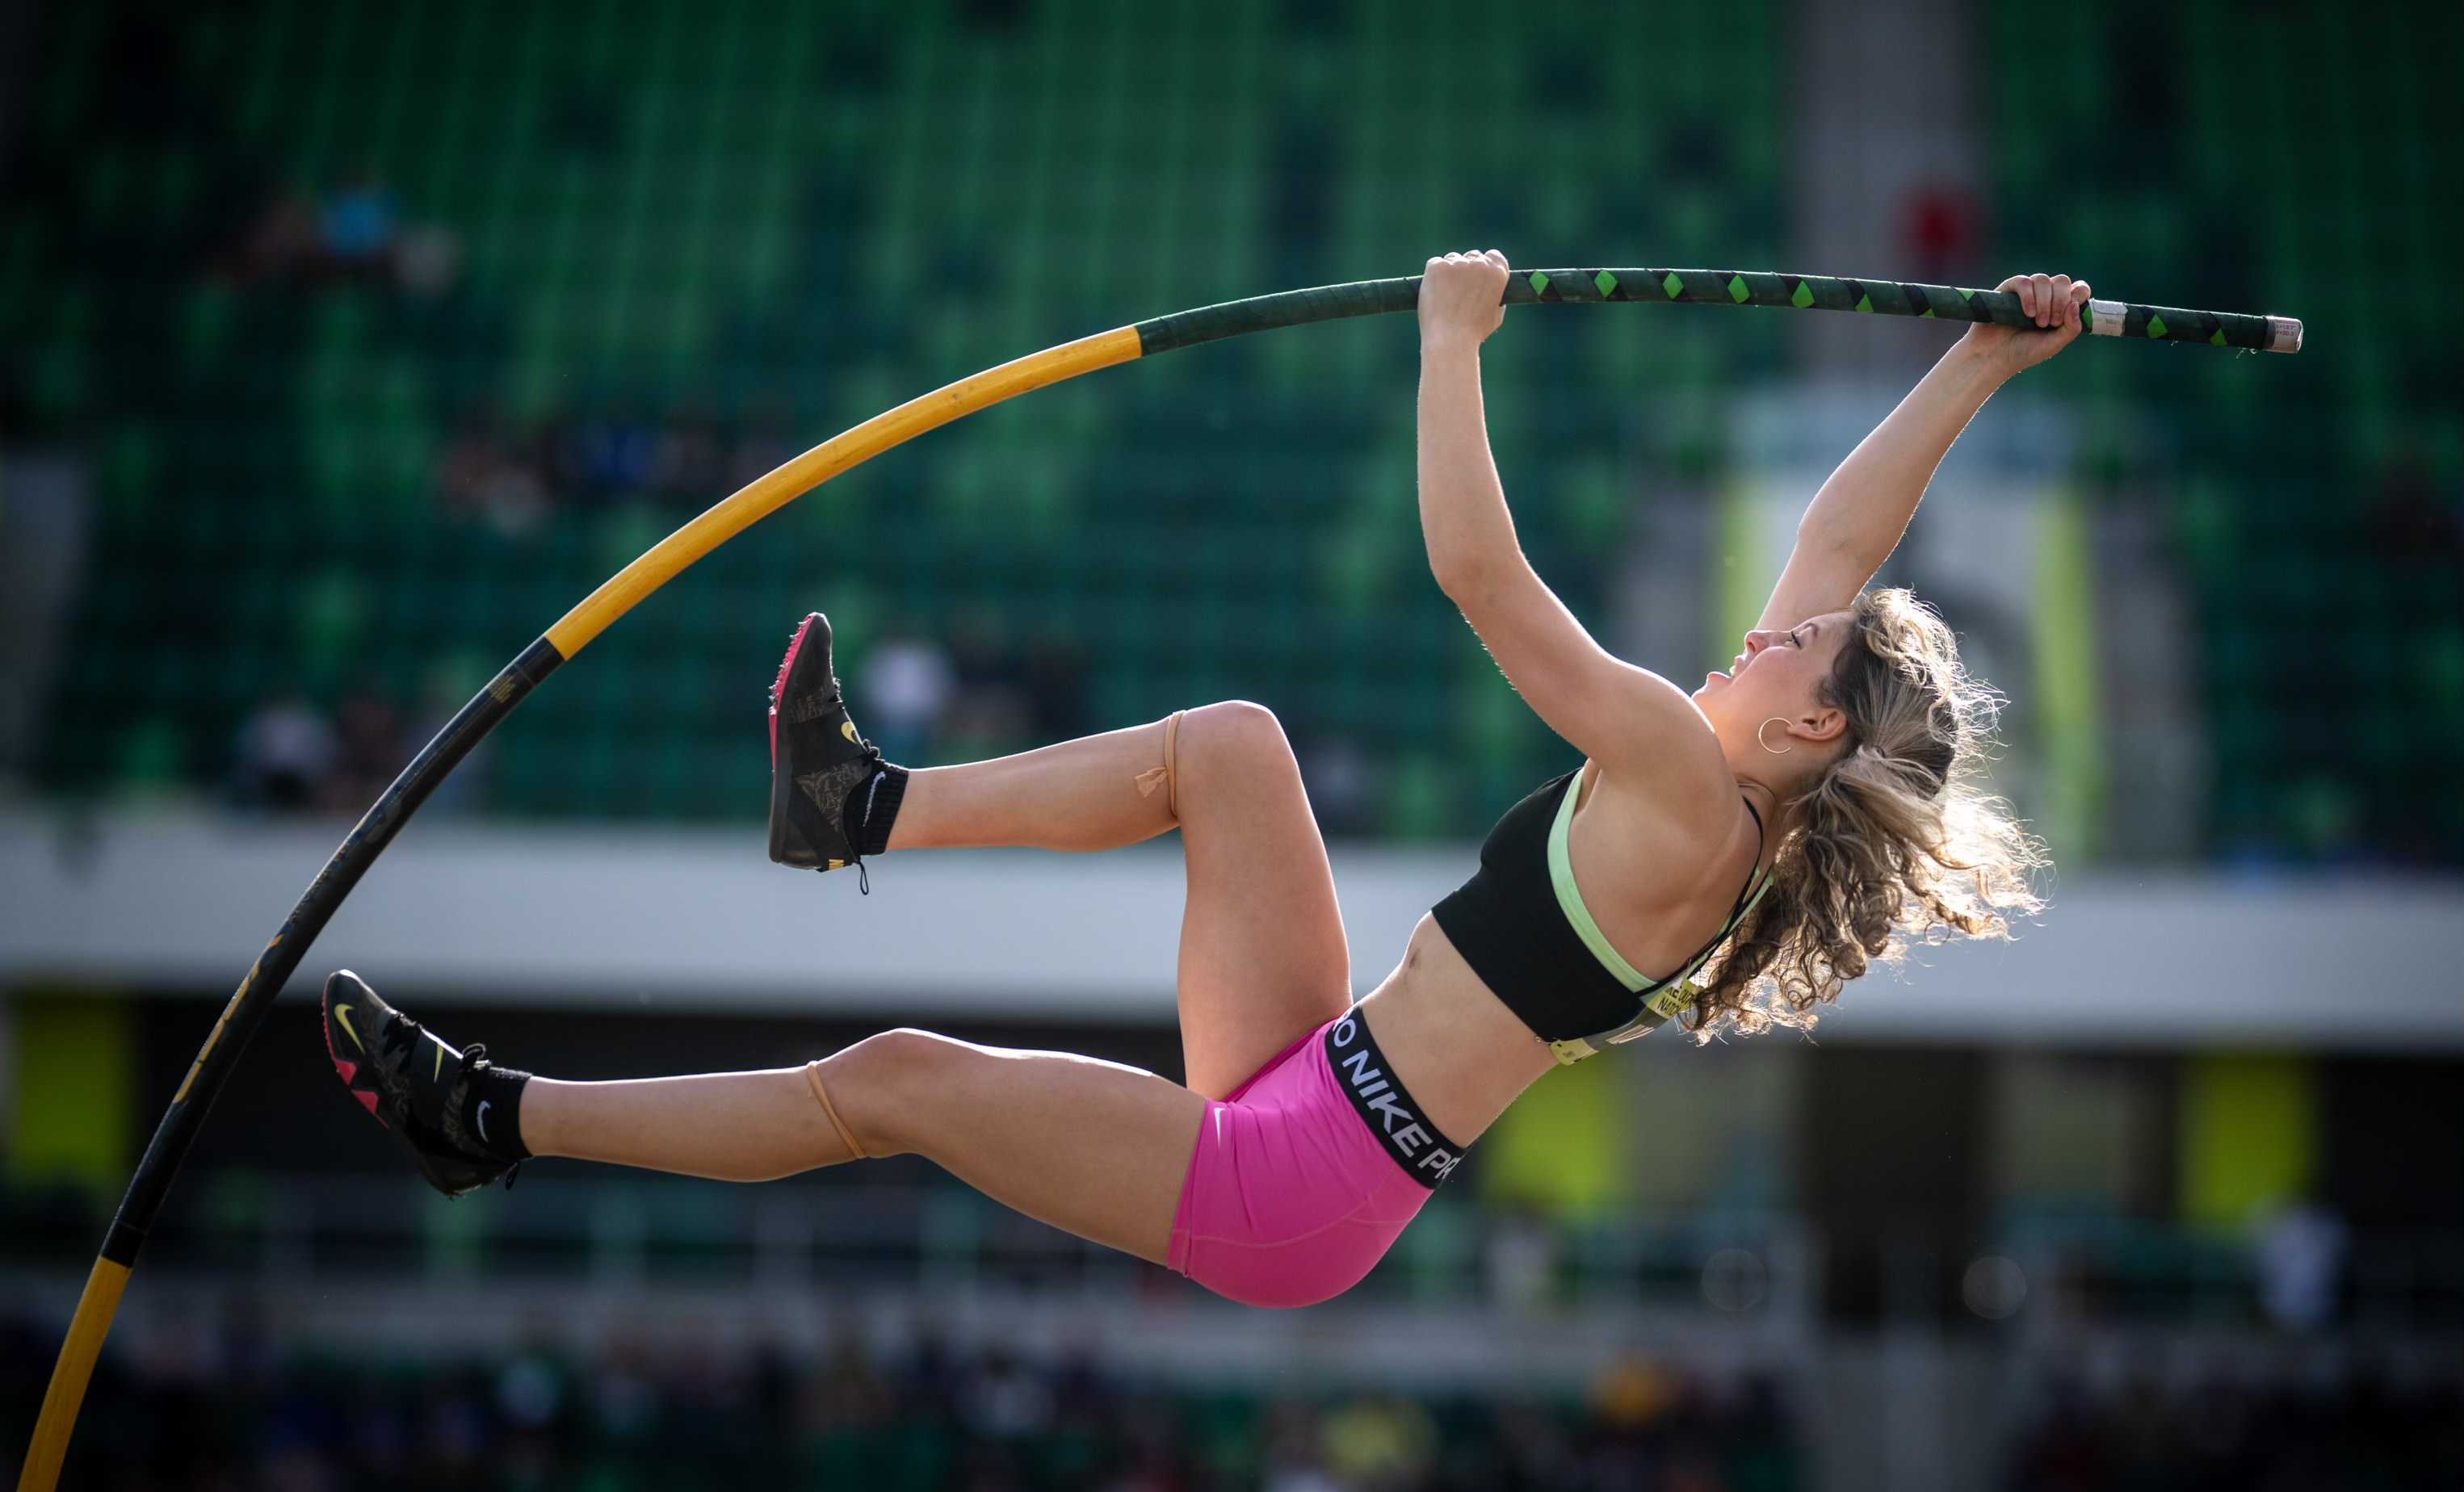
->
[[0, 1305, 1801, 1492], [2003, 1364, 2462, 1492], [431, 401, 802, 540], [229, 688, 441, 817], [219, 610, 1093, 819], [222, 163, 463, 300]]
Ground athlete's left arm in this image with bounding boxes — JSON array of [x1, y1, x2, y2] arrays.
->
[[1418, 250, 1730, 791], [1753, 270, 2088, 633]]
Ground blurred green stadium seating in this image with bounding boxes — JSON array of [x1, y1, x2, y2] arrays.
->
[[11, 0, 1788, 835], [1983, 0, 2464, 862], [10, 0, 2455, 861]]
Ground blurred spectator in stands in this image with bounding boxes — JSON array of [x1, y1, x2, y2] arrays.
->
[[2005, 1361, 2461, 1492], [652, 404, 729, 509], [867, 619, 958, 764], [960, 1346, 1056, 1441], [728, 401, 799, 493], [226, 164, 460, 296], [1727, 1374, 1804, 1490], [1484, 1205, 1559, 1312], [319, 162, 401, 279], [1261, 1399, 1342, 1492], [1106, 1410, 1201, 1492], [236, 185, 323, 284], [2364, 446, 2464, 572], [437, 413, 495, 510], [320, 689, 404, 815], [1047, 1335, 1114, 1434], [941, 608, 1032, 762], [231, 690, 337, 812], [896, 1323, 965, 1425], [1585, 1352, 1684, 1486], [1023, 631, 1092, 741], [2255, 1193, 2348, 1334], [1494, 1398, 1586, 1488], [1320, 1393, 1438, 1490], [0, 448, 90, 792], [588, 1331, 663, 1443], [800, 1328, 892, 1433], [392, 222, 464, 298], [2355, 446, 2462, 862], [404, 660, 493, 816], [552, 401, 660, 508], [437, 409, 551, 537], [1296, 734, 1377, 839]]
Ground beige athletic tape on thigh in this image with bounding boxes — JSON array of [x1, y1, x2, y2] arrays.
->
[[1134, 709, 1184, 818], [804, 1061, 868, 1160]]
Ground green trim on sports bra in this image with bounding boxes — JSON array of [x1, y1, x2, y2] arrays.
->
[[1545, 767, 1775, 997]]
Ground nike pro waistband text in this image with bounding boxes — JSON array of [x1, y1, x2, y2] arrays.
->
[[1324, 1009, 1467, 1189]]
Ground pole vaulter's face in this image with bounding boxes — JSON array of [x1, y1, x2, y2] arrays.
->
[[1692, 610, 1857, 725]]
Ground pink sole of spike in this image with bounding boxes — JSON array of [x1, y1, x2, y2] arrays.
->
[[769, 614, 820, 769]]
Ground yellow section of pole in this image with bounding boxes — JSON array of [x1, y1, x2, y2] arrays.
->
[[16, 1257, 132, 1492], [18, 325, 1146, 1490], [544, 325, 1146, 659]]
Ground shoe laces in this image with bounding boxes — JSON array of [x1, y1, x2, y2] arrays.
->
[[380, 1013, 422, 1062], [841, 718, 886, 896]]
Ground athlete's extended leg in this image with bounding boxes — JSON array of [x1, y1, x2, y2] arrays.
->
[[325, 972, 1203, 1257], [514, 1032, 1206, 1264]]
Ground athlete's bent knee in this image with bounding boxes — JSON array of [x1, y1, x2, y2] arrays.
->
[[812, 1027, 958, 1159], [1193, 699, 1283, 747], [1183, 700, 1294, 782]]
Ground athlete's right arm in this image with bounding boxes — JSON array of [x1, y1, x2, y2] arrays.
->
[[1753, 337, 2009, 633], [1754, 271, 2087, 633]]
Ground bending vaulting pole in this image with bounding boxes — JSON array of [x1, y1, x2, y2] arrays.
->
[[15, 266, 2300, 1487]]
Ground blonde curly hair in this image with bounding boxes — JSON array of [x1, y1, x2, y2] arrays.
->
[[1687, 587, 2050, 1038]]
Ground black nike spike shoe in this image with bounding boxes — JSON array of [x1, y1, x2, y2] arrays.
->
[[767, 611, 892, 882], [321, 970, 521, 1197]]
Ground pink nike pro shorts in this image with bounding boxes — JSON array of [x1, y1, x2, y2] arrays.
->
[[1167, 1008, 1468, 1309]]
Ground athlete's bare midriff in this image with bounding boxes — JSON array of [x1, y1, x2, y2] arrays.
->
[[1352, 913, 1559, 1146]]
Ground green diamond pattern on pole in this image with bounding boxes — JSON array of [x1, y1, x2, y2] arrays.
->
[[1727, 275, 1749, 304], [1855, 293, 1873, 313], [2147, 314, 2168, 338], [1662, 271, 1684, 300], [1790, 280, 1814, 308], [1529, 271, 1551, 297], [1594, 270, 1618, 299], [2210, 328, 2227, 346]]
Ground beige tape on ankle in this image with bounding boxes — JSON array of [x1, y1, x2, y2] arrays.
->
[[1134, 709, 1184, 818], [804, 1061, 868, 1160]]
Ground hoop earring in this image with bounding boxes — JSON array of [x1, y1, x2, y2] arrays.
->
[[1757, 717, 1794, 755]]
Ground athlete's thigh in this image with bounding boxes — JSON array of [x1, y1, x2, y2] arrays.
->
[[1171, 702, 1352, 1100], [837, 1029, 1208, 1267]]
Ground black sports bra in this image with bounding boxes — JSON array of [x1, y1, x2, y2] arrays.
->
[[1429, 767, 1773, 1063]]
